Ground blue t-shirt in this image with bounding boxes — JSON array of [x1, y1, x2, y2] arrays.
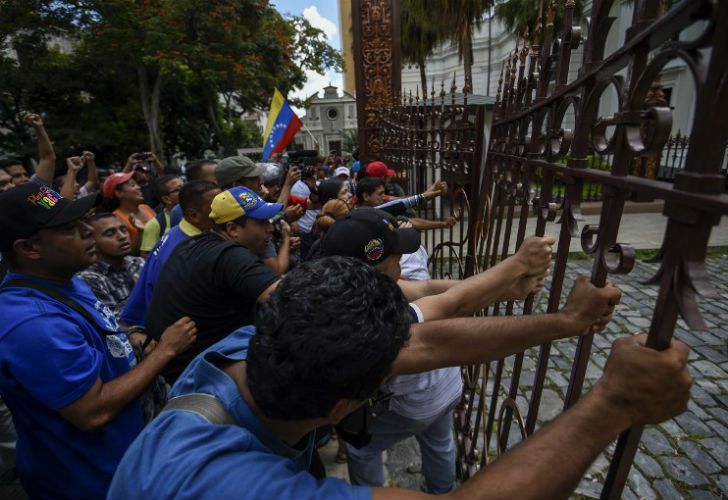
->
[[120, 224, 190, 327], [108, 326, 370, 500], [0, 272, 142, 499]]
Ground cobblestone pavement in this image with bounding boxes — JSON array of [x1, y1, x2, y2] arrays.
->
[[382, 254, 728, 499]]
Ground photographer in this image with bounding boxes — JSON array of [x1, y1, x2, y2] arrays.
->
[[122, 152, 165, 208]]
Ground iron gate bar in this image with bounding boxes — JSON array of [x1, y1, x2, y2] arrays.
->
[[490, 155, 728, 214]]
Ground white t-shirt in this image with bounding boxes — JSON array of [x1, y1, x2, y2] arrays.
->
[[382, 249, 463, 420]]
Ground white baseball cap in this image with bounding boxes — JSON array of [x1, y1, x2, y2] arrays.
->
[[334, 166, 351, 179]]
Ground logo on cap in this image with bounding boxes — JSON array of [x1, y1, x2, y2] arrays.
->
[[238, 190, 258, 210], [27, 186, 61, 210], [364, 238, 384, 262]]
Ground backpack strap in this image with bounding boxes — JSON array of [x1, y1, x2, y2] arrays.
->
[[0, 279, 117, 335], [156, 209, 167, 235], [162, 393, 237, 425]]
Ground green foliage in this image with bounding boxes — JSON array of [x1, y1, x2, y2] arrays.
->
[[400, 3, 443, 65], [495, 0, 585, 38], [0, 1, 342, 163], [343, 129, 358, 154], [400, 0, 492, 88]]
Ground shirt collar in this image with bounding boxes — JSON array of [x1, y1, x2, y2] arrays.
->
[[179, 218, 202, 237]]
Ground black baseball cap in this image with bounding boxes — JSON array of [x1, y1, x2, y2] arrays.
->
[[0, 183, 100, 252], [320, 207, 420, 265]]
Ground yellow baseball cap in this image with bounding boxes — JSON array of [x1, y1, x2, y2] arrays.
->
[[209, 187, 283, 224]]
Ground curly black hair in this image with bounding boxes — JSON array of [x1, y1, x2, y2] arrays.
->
[[247, 256, 411, 420]]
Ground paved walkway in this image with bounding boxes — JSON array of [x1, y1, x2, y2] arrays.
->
[[339, 255, 728, 499]]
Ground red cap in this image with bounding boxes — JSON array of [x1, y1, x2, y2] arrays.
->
[[366, 161, 395, 178], [102, 172, 135, 199]]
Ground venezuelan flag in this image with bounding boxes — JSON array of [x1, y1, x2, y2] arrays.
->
[[262, 89, 303, 160]]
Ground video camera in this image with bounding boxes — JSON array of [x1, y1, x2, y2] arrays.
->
[[286, 150, 320, 178]]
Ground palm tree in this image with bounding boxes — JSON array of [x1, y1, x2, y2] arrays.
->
[[343, 129, 358, 154], [428, 0, 493, 90], [495, 0, 584, 38], [400, 0, 444, 94]]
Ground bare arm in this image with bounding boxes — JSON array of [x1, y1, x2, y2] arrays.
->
[[256, 279, 281, 304], [409, 217, 455, 232], [149, 152, 165, 176], [61, 157, 82, 200], [410, 237, 554, 321], [393, 313, 572, 375], [274, 234, 292, 275], [122, 153, 136, 173], [393, 277, 621, 375], [374, 335, 692, 500], [57, 317, 197, 431], [82, 151, 99, 192], [277, 167, 301, 206], [24, 113, 56, 184], [398, 236, 554, 308], [411, 258, 522, 320]]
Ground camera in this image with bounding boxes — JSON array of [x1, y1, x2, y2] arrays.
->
[[287, 150, 319, 178], [135, 152, 151, 161]]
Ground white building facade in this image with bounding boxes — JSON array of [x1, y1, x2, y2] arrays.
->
[[296, 84, 358, 153], [401, 0, 699, 138]]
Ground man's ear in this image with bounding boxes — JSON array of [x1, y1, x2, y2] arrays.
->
[[13, 237, 42, 262], [224, 221, 241, 238], [184, 207, 198, 223], [327, 399, 359, 425]]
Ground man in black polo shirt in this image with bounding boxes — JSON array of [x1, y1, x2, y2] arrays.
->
[[145, 187, 282, 382]]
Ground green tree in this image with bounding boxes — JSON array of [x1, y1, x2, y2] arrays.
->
[[0, 1, 341, 161], [495, 0, 584, 39], [400, 0, 444, 94], [167, 2, 341, 155], [428, 0, 492, 89]]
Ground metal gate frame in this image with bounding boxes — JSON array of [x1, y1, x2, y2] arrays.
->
[[374, 0, 728, 497]]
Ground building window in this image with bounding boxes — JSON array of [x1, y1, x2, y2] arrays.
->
[[327, 108, 338, 120]]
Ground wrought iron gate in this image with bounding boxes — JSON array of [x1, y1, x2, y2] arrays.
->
[[378, 0, 728, 497]]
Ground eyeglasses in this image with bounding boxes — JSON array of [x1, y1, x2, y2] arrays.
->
[[164, 187, 182, 196]]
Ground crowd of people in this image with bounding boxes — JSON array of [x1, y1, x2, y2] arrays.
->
[[0, 115, 693, 499]]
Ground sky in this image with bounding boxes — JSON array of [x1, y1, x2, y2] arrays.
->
[[271, 0, 344, 112]]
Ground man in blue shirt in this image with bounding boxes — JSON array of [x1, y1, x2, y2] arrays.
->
[[120, 180, 220, 332], [0, 183, 198, 499], [110, 257, 692, 499]]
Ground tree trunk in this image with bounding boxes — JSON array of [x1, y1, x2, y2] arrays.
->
[[418, 57, 428, 97], [463, 28, 474, 91], [137, 66, 163, 155], [206, 96, 236, 157]]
